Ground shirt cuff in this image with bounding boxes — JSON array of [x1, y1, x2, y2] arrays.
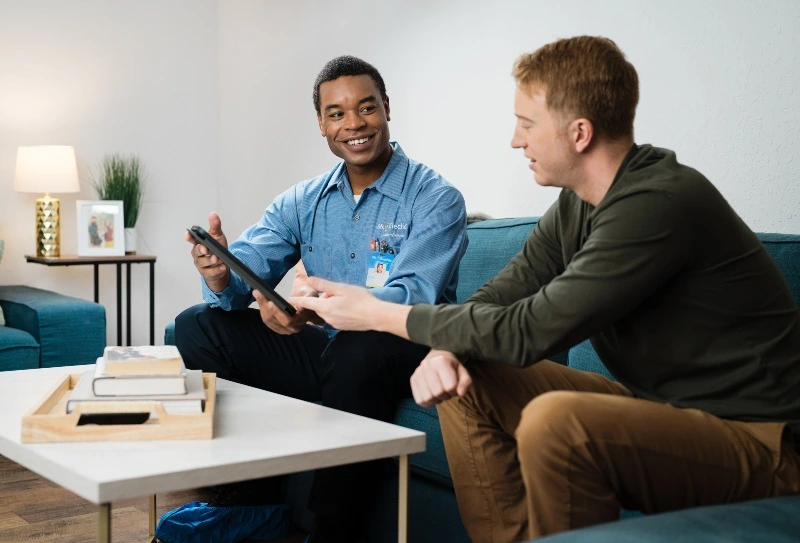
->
[[201, 278, 233, 310], [407, 303, 437, 346], [371, 286, 409, 305]]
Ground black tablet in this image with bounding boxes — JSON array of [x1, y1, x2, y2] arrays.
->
[[188, 225, 297, 316]]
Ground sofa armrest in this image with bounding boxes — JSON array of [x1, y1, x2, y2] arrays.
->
[[0, 285, 106, 368]]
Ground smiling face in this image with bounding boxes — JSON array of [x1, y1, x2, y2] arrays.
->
[[511, 85, 578, 189], [317, 74, 392, 186]]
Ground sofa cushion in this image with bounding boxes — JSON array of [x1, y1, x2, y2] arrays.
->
[[568, 339, 615, 380], [536, 494, 800, 543], [0, 326, 39, 371]]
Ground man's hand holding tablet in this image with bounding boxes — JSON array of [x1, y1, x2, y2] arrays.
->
[[186, 214, 329, 336], [187, 223, 297, 318], [184, 212, 231, 292]]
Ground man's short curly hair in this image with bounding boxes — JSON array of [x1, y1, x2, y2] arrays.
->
[[313, 56, 387, 114]]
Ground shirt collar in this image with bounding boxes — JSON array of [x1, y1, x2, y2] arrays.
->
[[322, 141, 409, 201]]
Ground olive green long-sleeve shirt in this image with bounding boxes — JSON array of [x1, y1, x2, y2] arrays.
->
[[407, 144, 800, 430]]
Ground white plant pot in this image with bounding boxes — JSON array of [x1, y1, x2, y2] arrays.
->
[[124, 228, 137, 254]]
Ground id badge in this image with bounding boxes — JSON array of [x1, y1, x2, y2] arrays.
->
[[366, 252, 394, 288]]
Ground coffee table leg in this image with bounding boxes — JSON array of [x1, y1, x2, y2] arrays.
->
[[148, 495, 157, 541], [398, 454, 409, 543], [98, 503, 111, 543]]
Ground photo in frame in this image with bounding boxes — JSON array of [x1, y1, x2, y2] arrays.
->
[[76, 200, 126, 256]]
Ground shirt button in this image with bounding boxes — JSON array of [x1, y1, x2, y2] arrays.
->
[[350, 253, 355, 259], [353, 215, 360, 221], [308, 246, 313, 252]]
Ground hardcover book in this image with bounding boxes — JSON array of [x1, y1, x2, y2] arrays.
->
[[101, 345, 184, 375], [70, 369, 206, 412], [93, 347, 188, 396]]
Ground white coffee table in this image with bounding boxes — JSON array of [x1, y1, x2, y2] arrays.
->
[[0, 365, 426, 543]]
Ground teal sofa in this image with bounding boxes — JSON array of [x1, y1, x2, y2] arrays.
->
[[0, 285, 106, 371], [166, 217, 800, 542]]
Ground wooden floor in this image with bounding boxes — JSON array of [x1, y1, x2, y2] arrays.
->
[[0, 454, 307, 543]]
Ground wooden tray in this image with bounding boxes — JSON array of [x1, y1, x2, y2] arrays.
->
[[21, 373, 216, 443]]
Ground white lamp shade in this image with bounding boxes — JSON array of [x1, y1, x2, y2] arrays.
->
[[14, 145, 80, 194]]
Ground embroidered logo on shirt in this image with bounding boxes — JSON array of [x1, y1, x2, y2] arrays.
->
[[376, 222, 408, 232]]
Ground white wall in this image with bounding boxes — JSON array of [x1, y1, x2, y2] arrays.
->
[[217, 0, 800, 229], [1, 0, 798, 347]]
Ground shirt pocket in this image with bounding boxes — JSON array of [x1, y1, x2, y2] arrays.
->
[[301, 242, 331, 277], [372, 223, 409, 256]]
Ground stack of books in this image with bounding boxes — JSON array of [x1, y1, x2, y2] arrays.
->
[[67, 345, 207, 415]]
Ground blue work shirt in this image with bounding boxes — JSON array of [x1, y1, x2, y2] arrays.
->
[[202, 142, 468, 312]]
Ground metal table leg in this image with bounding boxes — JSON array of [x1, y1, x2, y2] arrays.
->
[[398, 454, 409, 543], [93, 264, 100, 303], [126, 262, 132, 346], [147, 494, 157, 542], [149, 261, 155, 345], [98, 503, 111, 543], [116, 262, 122, 346]]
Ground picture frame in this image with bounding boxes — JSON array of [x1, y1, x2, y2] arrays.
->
[[76, 200, 126, 256]]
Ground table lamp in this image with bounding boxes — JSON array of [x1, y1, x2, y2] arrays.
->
[[14, 145, 80, 257]]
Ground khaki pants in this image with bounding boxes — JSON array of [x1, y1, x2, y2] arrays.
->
[[437, 360, 800, 542]]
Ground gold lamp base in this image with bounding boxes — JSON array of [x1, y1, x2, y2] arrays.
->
[[35, 194, 61, 257]]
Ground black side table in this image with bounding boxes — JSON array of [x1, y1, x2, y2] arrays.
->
[[25, 254, 156, 346]]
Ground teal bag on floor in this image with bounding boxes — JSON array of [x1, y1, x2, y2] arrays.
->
[[155, 501, 293, 543]]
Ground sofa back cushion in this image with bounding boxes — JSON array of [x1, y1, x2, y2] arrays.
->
[[759, 233, 800, 305], [458, 217, 539, 303]]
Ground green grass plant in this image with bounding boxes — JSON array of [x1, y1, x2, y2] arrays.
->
[[92, 154, 144, 228]]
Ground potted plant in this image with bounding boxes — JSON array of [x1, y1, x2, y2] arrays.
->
[[92, 154, 145, 254]]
